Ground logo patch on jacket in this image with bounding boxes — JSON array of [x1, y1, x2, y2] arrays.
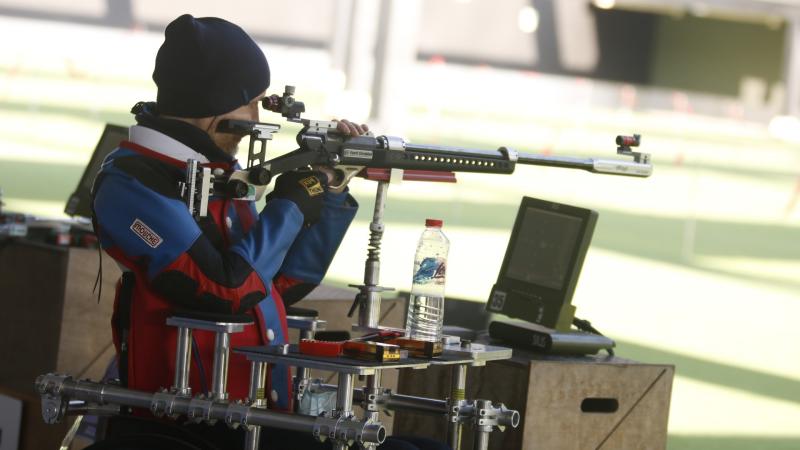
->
[[299, 176, 324, 197], [130, 218, 163, 248]]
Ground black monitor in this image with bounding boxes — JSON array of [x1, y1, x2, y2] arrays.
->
[[64, 124, 128, 219], [486, 196, 598, 331]]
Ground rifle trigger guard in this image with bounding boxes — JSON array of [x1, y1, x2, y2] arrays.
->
[[330, 166, 363, 191]]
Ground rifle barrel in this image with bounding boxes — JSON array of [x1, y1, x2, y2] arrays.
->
[[401, 143, 652, 177]]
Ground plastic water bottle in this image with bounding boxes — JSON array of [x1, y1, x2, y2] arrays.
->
[[406, 218, 450, 342]]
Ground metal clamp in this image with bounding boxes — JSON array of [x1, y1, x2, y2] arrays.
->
[[41, 394, 68, 425], [454, 399, 519, 430], [150, 389, 180, 418], [187, 396, 215, 425], [362, 386, 388, 413], [380, 135, 407, 151], [331, 415, 354, 446], [380, 136, 407, 184], [37, 374, 70, 424], [224, 400, 252, 430], [449, 399, 469, 425], [473, 400, 520, 431], [448, 399, 521, 450], [312, 414, 386, 446]]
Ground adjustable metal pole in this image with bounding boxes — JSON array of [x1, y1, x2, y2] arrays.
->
[[167, 317, 249, 401], [365, 371, 382, 420], [472, 400, 493, 450], [359, 180, 390, 328], [359, 182, 391, 449], [294, 328, 314, 412], [172, 327, 192, 396], [448, 364, 468, 449], [333, 372, 356, 450], [210, 331, 231, 401], [244, 361, 267, 450], [336, 373, 355, 417], [473, 425, 491, 450]]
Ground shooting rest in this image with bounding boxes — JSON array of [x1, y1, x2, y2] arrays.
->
[[37, 312, 519, 450]]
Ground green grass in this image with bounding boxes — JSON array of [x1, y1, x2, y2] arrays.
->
[[616, 339, 800, 406], [669, 436, 800, 450]]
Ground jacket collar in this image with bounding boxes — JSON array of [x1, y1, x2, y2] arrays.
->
[[128, 125, 210, 164], [132, 102, 235, 164]]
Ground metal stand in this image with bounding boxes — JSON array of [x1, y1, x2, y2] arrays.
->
[[350, 180, 394, 330], [333, 373, 356, 450], [448, 364, 468, 449], [244, 361, 267, 450], [165, 316, 249, 402], [172, 326, 193, 396], [38, 295, 517, 450], [346, 181, 394, 449], [235, 346, 433, 449], [37, 374, 385, 444], [286, 314, 327, 412], [342, 180, 519, 450], [211, 331, 231, 401], [36, 181, 520, 450]]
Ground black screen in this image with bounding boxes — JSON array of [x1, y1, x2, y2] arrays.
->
[[505, 208, 582, 290], [487, 196, 597, 329]]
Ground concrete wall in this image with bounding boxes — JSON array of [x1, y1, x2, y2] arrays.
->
[[650, 14, 785, 97]]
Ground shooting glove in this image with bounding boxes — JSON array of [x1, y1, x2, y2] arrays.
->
[[269, 170, 328, 226]]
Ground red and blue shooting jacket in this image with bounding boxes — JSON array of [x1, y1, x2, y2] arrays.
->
[[92, 117, 357, 411]]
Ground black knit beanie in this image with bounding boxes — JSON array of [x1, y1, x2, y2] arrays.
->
[[153, 14, 270, 118]]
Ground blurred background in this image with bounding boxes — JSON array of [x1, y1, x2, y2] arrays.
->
[[0, 0, 798, 448]]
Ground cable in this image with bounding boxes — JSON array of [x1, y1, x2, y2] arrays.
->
[[572, 317, 615, 357], [191, 336, 209, 395], [93, 244, 103, 303]]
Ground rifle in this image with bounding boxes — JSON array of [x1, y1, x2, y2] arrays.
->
[[181, 85, 652, 217]]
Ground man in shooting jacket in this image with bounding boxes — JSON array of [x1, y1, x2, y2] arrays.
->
[[93, 14, 364, 422], [92, 14, 452, 450]]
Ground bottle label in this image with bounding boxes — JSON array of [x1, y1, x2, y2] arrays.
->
[[413, 257, 446, 285]]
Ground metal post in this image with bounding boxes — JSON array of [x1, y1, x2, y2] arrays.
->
[[448, 364, 468, 450], [472, 400, 495, 450], [244, 421, 262, 450], [172, 327, 192, 396], [210, 331, 231, 401], [360, 370, 383, 450], [359, 181, 389, 328], [333, 373, 356, 450], [473, 425, 491, 450], [244, 361, 267, 450], [365, 371, 382, 419], [295, 329, 314, 411], [336, 373, 355, 416]]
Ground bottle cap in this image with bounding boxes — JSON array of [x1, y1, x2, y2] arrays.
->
[[425, 218, 443, 228]]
